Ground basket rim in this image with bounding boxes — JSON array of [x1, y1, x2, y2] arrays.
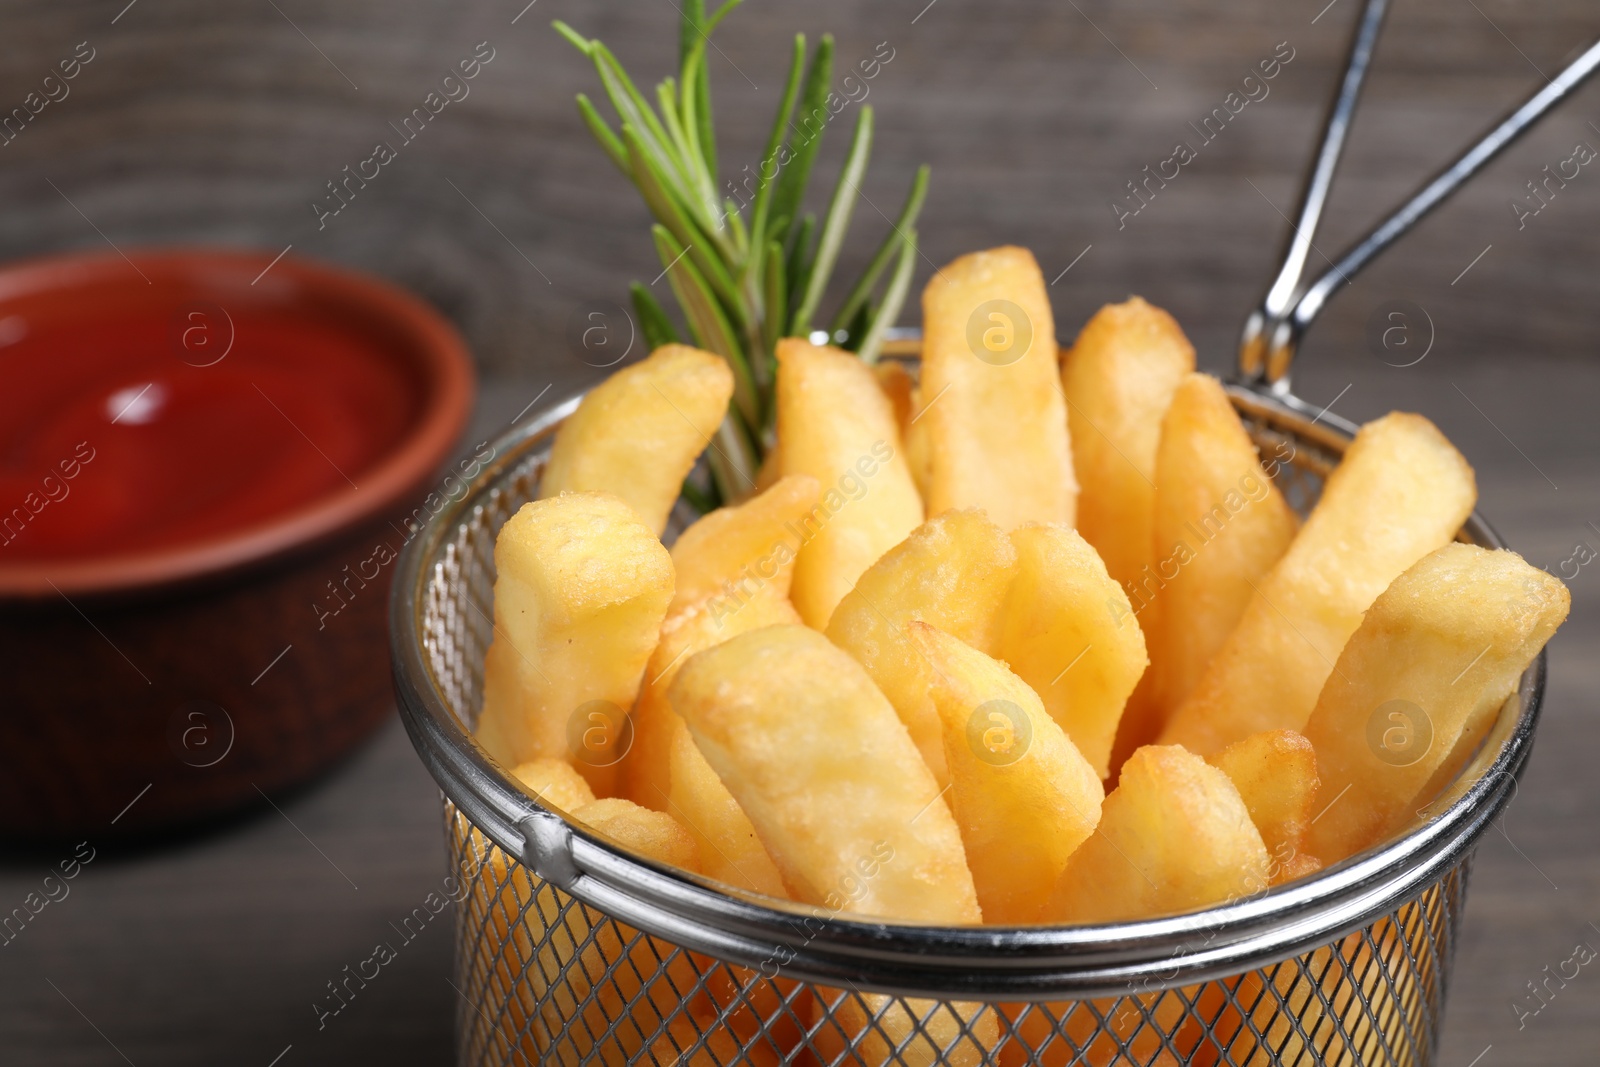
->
[[390, 374, 1543, 999]]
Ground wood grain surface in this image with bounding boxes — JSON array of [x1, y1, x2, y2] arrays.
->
[[1, 0, 1597, 1063]]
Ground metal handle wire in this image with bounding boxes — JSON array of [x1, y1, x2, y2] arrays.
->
[[1239, 20, 1600, 392]]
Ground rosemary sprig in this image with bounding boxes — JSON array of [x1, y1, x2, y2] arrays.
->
[[555, 1, 929, 507]]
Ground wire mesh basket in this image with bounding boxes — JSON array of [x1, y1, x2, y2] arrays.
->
[[390, 369, 1546, 1067]]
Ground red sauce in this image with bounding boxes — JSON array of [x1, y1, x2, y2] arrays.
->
[[0, 300, 422, 562]]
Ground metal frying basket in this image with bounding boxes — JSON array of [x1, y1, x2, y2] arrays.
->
[[391, 388, 1538, 1066], [391, 4, 1595, 1063]]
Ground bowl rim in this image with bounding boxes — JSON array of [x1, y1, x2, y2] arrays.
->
[[390, 378, 1542, 999], [0, 246, 475, 600]]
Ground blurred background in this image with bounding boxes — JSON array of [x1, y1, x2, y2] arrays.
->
[[1, 0, 1596, 1063]]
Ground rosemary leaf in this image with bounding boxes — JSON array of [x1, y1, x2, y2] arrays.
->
[[709, 415, 760, 504], [769, 35, 835, 253], [588, 44, 701, 221], [747, 33, 808, 260], [706, 0, 743, 31], [761, 239, 787, 390], [574, 94, 629, 175], [552, 20, 593, 55], [791, 106, 874, 336], [655, 76, 704, 198], [685, 2, 719, 190], [679, 472, 718, 515], [856, 227, 917, 364], [786, 213, 815, 315], [630, 281, 680, 350], [831, 163, 929, 334], [723, 201, 748, 253], [675, 53, 724, 228], [624, 126, 743, 318], [842, 300, 872, 352], [678, 0, 704, 69], [652, 225, 761, 429]]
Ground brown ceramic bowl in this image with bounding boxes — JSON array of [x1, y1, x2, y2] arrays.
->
[[0, 248, 473, 842]]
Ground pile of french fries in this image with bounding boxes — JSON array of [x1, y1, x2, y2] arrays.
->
[[470, 245, 1567, 1059]]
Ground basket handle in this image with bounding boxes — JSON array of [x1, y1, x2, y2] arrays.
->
[[1238, 0, 1391, 390], [1239, 28, 1600, 392]]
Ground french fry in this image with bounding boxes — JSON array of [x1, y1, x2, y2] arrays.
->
[[668, 723, 788, 898], [875, 359, 932, 502], [775, 339, 924, 628], [474, 796, 705, 1067], [477, 492, 674, 795], [1304, 544, 1569, 863], [667, 474, 820, 614], [1060, 297, 1196, 591], [874, 359, 917, 429], [921, 245, 1076, 529], [819, 988, 999, 1067], [671, 613, 993, 1066], [569, 798, 706, 1066], [1002, 995, 1195, 1067], [540, 345, 734, 534], [1119, 374, 1299, 757], [1015, 744, 1268, 1066], [753, 443, 783, 493], [669, 727, 798, 1065], [997, 523, 1148, 780], [1160, 412, 1477, 756], [826, 509, 1018, 785], [626, 476, 819, 810], [1057, 300, 1193, 783], [1208, 730, 1320, 883], [624, 591, 802, 812], [912, 622, 1104, 924], [1046, 745, 1269, 923], [578, 797, 700, 868], [512, 757, 597, 813], [670, 623, 980, 921]]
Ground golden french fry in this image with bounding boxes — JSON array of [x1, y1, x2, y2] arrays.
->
[[1060, 297, 1195, 590], [1002, 995, 1194, 1067], [820, 988, 999, 1067], [568, 798, 706, 1066], [472, 796, 706, 1067], [1119, 374, 1299, 757], [477, 492, 673, 795], [1208, 730, 1320, 883], [668, 722, 788, 899], [1304, 544, 1569, 863], [601, 783, 793, 1067], [874, 359, 916, 428], [912, 622, 1104, 924], [624, 475, 819, 809], [826, 509, 1018, 785], [753, 443, 783, 493], [921, 245, 1076, 529], [670, 624, 981, 923], [540, 344, 734, 534], [1057, 300, 1193, 783], [997, 523, 1147, 780], [1047, 745, 1269, 923], [511, 757, 597, 813], [875, 360, 932, 503], [624, 590, 802, 811], [577, 797, 700, 868], [775, 339, 924, 627], [668, 474, 820, 615], [904, 398, 933, 504], [1160, 412, 1477, 756]]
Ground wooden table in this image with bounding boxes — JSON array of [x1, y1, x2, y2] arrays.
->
[[2, 0, 1597, 1063]]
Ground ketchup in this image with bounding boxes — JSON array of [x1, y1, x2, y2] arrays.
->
[[0, 300, 421, 562]]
